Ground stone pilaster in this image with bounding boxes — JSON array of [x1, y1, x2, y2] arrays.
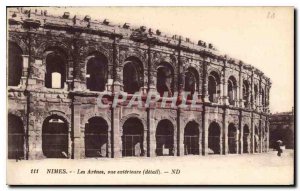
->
[[202, 61, 209, 102], [148, 108, 156, 157], [107, 130, 112, 157], [223, 109, 228, 155], [222, 61, 229, 105], [251, 69, 255, 110], [239, 111, 243, 154], [238, 63, 243, 107], [203, 109, 209, 155], [112, 107, 122, 158], [266, 118, 270, 152], [199, 126, 203, 156], [112, 37, 122, 92], [251, 112, 255, 153], [178, 111, 185, 156], [72, 99, 82, 159]]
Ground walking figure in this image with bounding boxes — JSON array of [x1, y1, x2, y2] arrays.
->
[[276, 140, 283, 157]]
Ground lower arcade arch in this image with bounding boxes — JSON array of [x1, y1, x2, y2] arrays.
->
[[254, 126, 259, 153], [184, 121, 200, 155], [122, 118, 144, 157], [243, 125, 250, 153], [208, 122, 221, 154], [8, 114, 24, 159], [42, 115, 69, 158], [156, 119, 174, 156], [85, 117, 108, 158], [228, 123, 239, 154]]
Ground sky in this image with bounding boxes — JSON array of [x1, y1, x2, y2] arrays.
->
[[24, 7, 294, 113]]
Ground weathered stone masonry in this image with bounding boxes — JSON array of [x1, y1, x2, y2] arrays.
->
[[7, 8, 271, 159]]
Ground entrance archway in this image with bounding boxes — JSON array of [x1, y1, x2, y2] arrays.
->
[[184, 121, 200, 155], [254, 126, 259, 153], [122, 118, 144, 157], [228, 123, 238, 154], [42, 115, 69, 158], [85, 117, 108, 157], [243, 125, 250, 153], [208, 122, 220, 154], [156, 119, 174, 156], [8, 114, 24, 159]]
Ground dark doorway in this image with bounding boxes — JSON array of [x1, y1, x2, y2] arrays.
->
[[184, 121, 200, 155], [156, 119, 174, 156], [42, 115, 68, 158], [85, 117, 108, 157], [122, 118, 144, 157], [8, 114, 24, 159], [8, 42, 23, 86], [208, 122, 220, 154]]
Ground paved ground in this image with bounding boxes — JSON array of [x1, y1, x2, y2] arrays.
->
[[7, 150, 294, 185]]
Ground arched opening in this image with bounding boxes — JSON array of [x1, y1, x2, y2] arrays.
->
[[261, 88, 265, 108], [8, 114, 24, 159], [85, 117, 108, 158], [156, 119, 174, 156], [123, 57, 143, 94], [228, 123, 238, 154], [254, 126, 259, 153], [8, 42, 23, 86], [208, 122, 221, 154], [243, 80, 250, 108], [243, 125, 250, 153], [184, 67, 199, 95], [254, 85, 258, 107], [228, 76, 237, 106], [184, 121, 200, 155], [157, 63, 174, 97], [122, 118, 144, 157], [208, 71, 220, 103], [42, 115, 68, 158], [86, 53, 108, 92], [45, 49, 67, 89]]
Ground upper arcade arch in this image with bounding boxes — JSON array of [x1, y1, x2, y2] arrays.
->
[[156, 62, 174, 97], [44, 47, 68, 89], [243, 80, 250, 108], [8, 41, 23, 86], [184, 67, 200, 95], [86, 52, 108, 92], [123, 56, 144, 94], [228, 76, 238, 106], [208, 71, 221, 103]]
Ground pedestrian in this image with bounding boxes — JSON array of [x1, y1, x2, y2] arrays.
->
[[276, 140, 283, 157]]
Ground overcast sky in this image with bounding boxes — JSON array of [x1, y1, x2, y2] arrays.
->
[[27, 7, 294, 113]]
